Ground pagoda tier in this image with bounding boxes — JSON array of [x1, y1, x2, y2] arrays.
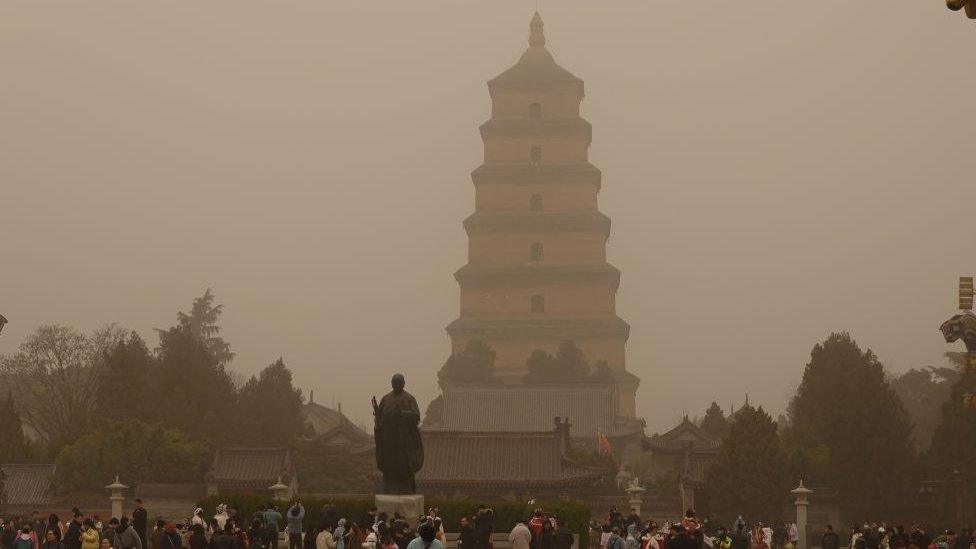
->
[[447, 12, 638, 418]]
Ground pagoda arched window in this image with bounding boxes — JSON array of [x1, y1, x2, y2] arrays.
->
[[530, 194, 543, 211], [530, 242, 544, 261], [531, 295, 545, 314], [529, 103, 542, 118], [530, 146, 542, 164]]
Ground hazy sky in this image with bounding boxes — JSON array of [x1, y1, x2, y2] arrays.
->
[[2, 1, 974, 433]]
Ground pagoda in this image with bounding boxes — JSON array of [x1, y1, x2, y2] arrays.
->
[[443, 13, 640, 424]]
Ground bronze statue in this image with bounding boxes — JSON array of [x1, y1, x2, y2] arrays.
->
[[947, 0, 976, 19], [372, 373, 424, 494]]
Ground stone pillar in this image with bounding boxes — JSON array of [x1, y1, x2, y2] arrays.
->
[[625, 480, 646, 517], [269, 477, 290, 502], [105, 476, 128, 520], [791, 480, 812, 549]]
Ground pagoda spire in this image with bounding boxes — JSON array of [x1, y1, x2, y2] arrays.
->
[[529, 12, 545, 47]]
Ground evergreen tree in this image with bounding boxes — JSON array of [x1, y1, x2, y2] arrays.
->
[[94, 332, 157, 424], [155, 324, 239, 444], [437, 340, 498, 384], [175, 288, 234, 364], [929, 351, 976, 488], [422, 395, 444, 427], [890, 362, 959, 451], [0, 392, 28, 463], [700, 401, 731, 439], [704, 404, 790, 520], [524, 341, 590, 383], [51, 418, 209, 494], [237, 358, 310, 446], [785, 332, 916, 520]]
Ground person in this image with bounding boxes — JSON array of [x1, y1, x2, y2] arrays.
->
[[214, 507, 230, 534], [113, 518, 142, 549], [188, 525, 206, 549], [405, 523, 441, 549], [334, 521, 346, 549], [148, 520, 166, 549], [361, 511, 377, 535], [601, 525, 613, 549], [41, 531, 64, 549], [608, 528, 625, 549], [953, 529, 972, 549], [626, 525, 640, 549], [458, 518, 477, 549], [823, 526, 840, 549], [159, 525, 180, 549], [316, 525, 337, 549], [264, 507, 283, 549], [211, 525, 239, 549], [32, 514, 46, 545], [304, 523, 320, 549], [80, 522, 99, 549], [64, 512, 83, 549], [131, 501, 147, 549], [45, 517, 61, 544], [510, 520, 532, 549], [15, 528, 34, 549], [286, 503, 305, 549], [474, 508, 493, 549]]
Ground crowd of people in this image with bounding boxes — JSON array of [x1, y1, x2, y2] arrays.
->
[[0, 503, 149, 549], [590, 507, 976, 549]]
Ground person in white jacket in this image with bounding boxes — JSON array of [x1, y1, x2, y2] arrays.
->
[[509, 520, 532, 549], [317, 526, 337, 549], [362, 531, 377, 549]]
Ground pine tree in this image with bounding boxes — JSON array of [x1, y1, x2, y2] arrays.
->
[[929, 352, 976, 487], [237, 358, 310, 446], [438, 340, 498, 384], [704, 404, 789, 520], [785, 332, 916, 520], [700, 401, 730, 439], [175, 288, 234, 364], [94, 332, 157, 423], [0, 392, 28, 463], [524, 341, 590, 383]]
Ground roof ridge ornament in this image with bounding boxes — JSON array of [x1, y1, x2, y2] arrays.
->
[[529, 12, 545, 47]]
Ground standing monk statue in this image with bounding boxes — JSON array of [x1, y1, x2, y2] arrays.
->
[[372, 373, 424, 494]]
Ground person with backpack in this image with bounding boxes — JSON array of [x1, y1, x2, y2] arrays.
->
[[286, 504, 305, 549]]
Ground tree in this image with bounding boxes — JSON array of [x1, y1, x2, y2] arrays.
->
[[0, 325, 99, 448], [929, 351, 976, 487], [700, 402, 730, 440], [94, 332, 157, 424], [422, 395, 444, 427], [155, 324, 239, 444], [237, 358, 310, 446], [174, 288, 234, 365], [294, 437, 376, 493], [524, 341, 590, 383], [438, 340, 498, 384], [704, 404, 790, 520], [0, 392, 28, 463], [890, 362, 959, 451], [51, 418, 209, 494], [785, 332, 916, 520]]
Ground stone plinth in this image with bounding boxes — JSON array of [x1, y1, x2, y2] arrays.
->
[[376, 494, 425, 523]]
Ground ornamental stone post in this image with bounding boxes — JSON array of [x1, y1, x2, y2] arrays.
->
[[791, 480, 812, 549], [106, 476, 128, 520]]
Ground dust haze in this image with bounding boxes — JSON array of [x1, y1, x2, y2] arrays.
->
[[2, 1, 973, 432]]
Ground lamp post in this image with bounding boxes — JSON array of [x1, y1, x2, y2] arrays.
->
[[625, 478, 646, 517], [106, 476, 128, 520], [791, 480, 812, 549]]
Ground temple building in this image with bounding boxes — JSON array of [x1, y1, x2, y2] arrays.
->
[[440, 12, 640, 431]]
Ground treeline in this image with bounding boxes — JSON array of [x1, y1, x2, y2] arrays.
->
[[0, 289, 313, 494], [697, 332, 975, 523]]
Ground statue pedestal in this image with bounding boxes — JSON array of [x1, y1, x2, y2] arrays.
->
[[376, 494, 425, 523]]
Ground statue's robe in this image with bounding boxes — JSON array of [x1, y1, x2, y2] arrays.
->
[[374, 389, 424, 494]]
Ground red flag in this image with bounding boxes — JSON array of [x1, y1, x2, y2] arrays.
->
[[598, 432, 613, 455]]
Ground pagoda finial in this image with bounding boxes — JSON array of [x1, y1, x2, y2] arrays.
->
[[529, 12, 545, 47]]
